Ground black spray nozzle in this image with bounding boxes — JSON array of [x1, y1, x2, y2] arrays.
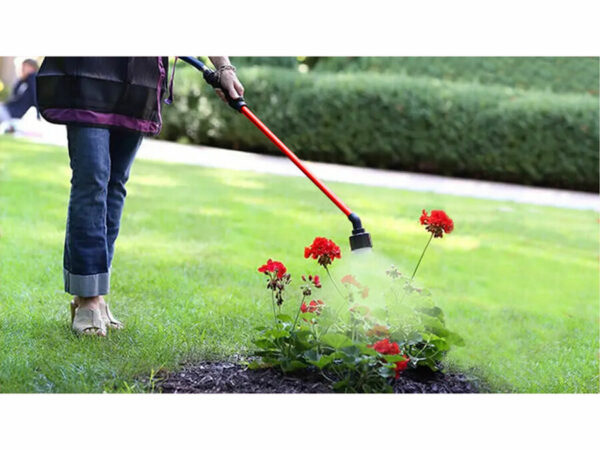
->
[[348, 212, 373, 252], [180, 56, 246, 111]]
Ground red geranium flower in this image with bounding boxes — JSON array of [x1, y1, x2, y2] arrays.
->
[[258, 258, 287, 279], [370, 339, 409, 378], [420, 209, 454, 238], [370, 338, 400, 355], [394, 356, 409, 379], [304, 237, 341, 268], [300, 299, 324, 314]]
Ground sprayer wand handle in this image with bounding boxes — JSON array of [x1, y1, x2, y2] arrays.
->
[[180, 56, 247, 112]]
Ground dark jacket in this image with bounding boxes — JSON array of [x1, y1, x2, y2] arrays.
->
[[36, 57, 169, 135], [5, 73, 37, 119]]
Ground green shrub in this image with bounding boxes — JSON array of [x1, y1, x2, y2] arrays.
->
[[161, 66, 599, 191], [230, 57, 297, 69], [313, 57, 600, 95]]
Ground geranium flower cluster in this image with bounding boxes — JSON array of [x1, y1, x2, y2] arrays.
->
[[420, 209, 454, 238], [258, 258, 287, 279], [304, 237, 341, 268], [301, 299, 324, 314], [370, 338, 409, 379], [258, 258, 291, 306]]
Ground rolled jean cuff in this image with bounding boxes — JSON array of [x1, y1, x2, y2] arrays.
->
[[63, 268, 110, 297]]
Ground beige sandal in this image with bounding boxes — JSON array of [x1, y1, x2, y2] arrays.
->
[[99, 302, 124, 330], [70, 301, 107, 336]]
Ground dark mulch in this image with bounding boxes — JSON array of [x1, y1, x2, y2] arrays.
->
[[159, 361, 479, 394]]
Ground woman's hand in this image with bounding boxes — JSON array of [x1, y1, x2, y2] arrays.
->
[[216, 68, 244, 102], [208, 56, 245, 103]]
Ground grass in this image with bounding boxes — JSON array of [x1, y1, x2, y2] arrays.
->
[[0, 136, 598, 393]]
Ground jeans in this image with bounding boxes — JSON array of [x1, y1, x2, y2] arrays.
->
[[63, 125, 143, 297]]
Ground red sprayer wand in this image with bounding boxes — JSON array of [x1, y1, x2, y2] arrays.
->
[[181, 57, 372, 252]]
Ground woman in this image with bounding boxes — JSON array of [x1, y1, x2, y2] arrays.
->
[[36, 57, 244, 336]]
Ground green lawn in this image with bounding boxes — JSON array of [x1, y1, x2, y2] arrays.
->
[[0, 136, 598, 393]]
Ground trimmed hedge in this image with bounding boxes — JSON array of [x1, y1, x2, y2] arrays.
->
[[230, 57, 298, 69], [313, 57, 600, 95], [161, 66, 599, 192]]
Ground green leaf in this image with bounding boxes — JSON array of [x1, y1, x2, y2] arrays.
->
[[281, 360, 308, 372], [356, 343, 378, 356], [321, 333, 353, 349], [406, 331, 423, 345], [418, 306, 444, 320], [253, 339, 276, 350], [265, 329, 290, 339], [419, 359, 440, 371], [447, 331, 465, 346], [247, 360, 272, 370], [430, 338, 450, 351], [277, 314, 293, 323], [378, 365, 396, 379], [294, 330, 313, 341], [340, 345, 361, 357], [381, 354, 408, 363], [422, 316, 450, 338], [304, 349, 319, 361], [370, 308, 389, 321], [305, 352, 336, 369]]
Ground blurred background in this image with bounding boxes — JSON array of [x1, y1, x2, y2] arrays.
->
[[1, 56, 598, 191]]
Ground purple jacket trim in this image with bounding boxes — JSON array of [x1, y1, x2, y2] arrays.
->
[[42, 108, 160, 134]]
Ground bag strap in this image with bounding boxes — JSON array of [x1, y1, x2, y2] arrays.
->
[[165, 56, 178, 104]]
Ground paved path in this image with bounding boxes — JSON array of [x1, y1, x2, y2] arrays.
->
[[13, 116, 600, 212]]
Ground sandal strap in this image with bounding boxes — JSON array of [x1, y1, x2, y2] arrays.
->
[[72, 308, 106, 334], [102, 303, 123, 326]]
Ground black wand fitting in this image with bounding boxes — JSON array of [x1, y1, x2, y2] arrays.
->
[[348, 212, 373, 252]]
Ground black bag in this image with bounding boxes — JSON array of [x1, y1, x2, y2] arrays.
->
[[36, 57, 169, 135]]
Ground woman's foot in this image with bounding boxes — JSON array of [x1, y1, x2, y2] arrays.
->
[[71, 296, 106, 336]]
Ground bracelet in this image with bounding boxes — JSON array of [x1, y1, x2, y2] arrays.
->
[[215, 64, 236, 83]]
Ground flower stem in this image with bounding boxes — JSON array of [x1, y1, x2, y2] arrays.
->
[[395, 234, 434, 306], [410, 234, 434, 282], [291, 294, 306, 332], [270, 291, 277, 323], [325, 266, 345, 301]]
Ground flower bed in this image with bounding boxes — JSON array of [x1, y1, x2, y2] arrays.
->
[[159, 360, 478, 393], [160, 209, 474, 394]]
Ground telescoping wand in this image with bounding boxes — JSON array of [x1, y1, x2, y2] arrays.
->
[[180, 56, 373, 252]]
